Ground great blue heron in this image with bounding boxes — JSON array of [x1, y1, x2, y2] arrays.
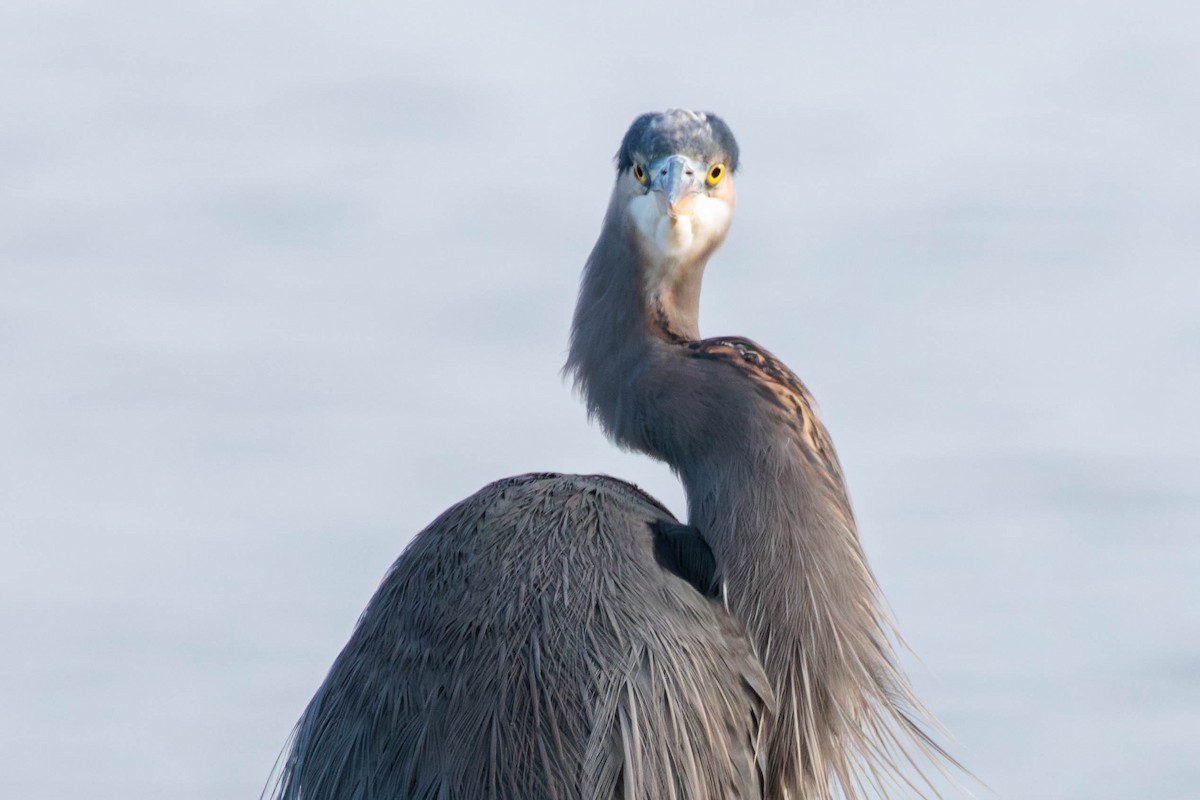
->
[[266, 109, 953, 799]]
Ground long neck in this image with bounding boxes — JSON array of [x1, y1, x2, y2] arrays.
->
[[567, 198, 950, 800], [566, 193, 710, 445]]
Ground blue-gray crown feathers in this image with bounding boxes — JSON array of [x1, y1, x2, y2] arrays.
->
[[616, 110, 740, 173]]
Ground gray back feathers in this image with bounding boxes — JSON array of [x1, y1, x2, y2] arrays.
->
[[267, 474, 770, 800]]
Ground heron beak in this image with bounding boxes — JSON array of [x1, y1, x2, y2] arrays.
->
[[650, 155, 704, 219]]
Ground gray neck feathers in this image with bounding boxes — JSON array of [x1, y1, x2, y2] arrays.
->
[[566, 191, 710, 442], [566, 195, 649, 438], [682, 450, 939, 799]]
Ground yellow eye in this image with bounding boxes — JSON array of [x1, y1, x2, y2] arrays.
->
[[633, 163, 648, 185], [706, 164, 725, 186]]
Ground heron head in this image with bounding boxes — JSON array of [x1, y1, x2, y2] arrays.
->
[[616, 109, 738, 265]]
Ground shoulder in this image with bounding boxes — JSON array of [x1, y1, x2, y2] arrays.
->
[[686, 337, 808, 398], [685, 336, 845, 483]]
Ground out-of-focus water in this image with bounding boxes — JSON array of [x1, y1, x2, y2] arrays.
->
[[2, 2, 1197, 797]]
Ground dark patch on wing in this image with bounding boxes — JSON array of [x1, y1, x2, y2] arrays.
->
[[686, 336, 846, 487], [651, 520, 719, 599]]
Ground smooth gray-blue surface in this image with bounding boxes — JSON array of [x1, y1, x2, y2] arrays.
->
[[2, 2, 1197, 797]]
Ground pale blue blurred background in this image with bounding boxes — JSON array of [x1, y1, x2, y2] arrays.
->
[[2, 2, 1198, 797]]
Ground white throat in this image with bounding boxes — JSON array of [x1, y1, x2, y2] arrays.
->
[[628, 193, 732, 278], [625, 191, 733, 340]]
